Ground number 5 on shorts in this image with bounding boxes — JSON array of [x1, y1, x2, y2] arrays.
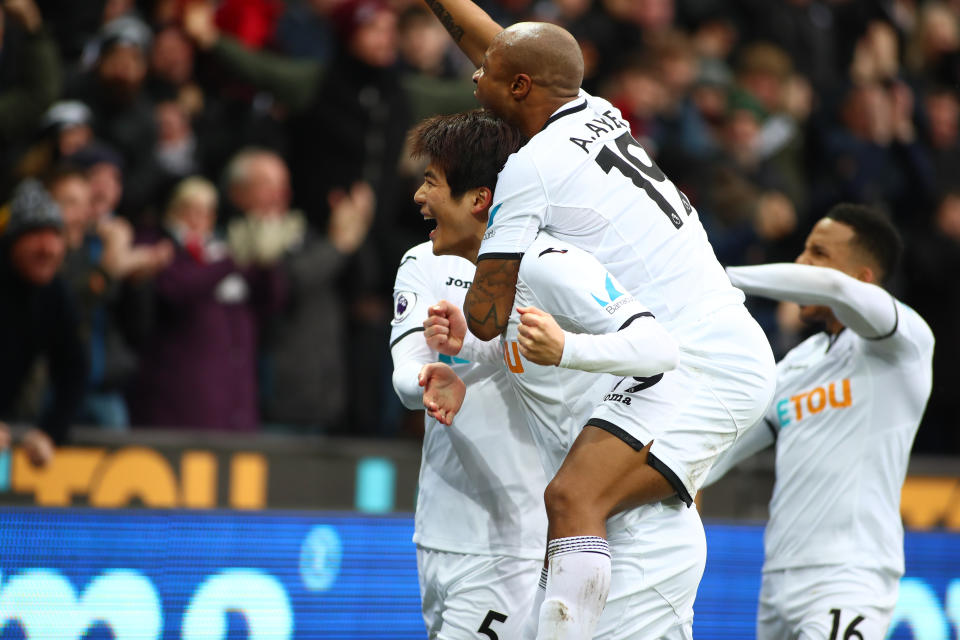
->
[[828, 608, 864, 640], [477, 610, 507, 639]]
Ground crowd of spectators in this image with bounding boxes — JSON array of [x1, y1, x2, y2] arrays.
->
[[0, 0, 957, 456]]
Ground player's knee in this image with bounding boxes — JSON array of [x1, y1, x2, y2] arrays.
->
[[544, 475, 597, 524]]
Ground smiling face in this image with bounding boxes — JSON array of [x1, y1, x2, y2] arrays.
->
[[413, 163, 487, 261], [10, 228, 66, 286]]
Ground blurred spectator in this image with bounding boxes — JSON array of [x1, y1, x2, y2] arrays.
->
[[66, 15, 165, 219], [734, 42, 811, 166], [42, 101, 95, 159], [701, 90, 800, 266], [606, 53, 669, 153], [225, 149, 373, 430], [905, 2, 960, 89], [15, 100, 95, 180], [904, 191, 960, 454], [154, 99, 201, 178], [922, 86, 960, 196], [0, 0, 60, 200], [274, 0, 338, 63], [128, 177, 284, 431], [0, 179, 86, 464], [69, 143, 126, 224], [47, 166, 171, 429], [147, 24, 204, 117], [397, 6, 462, 78], [817, 80, 935, 226], [849, 20, 901, 85], [183, 0, 472, 247]]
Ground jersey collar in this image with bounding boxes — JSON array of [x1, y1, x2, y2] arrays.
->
[[540, 97, 588, 132]]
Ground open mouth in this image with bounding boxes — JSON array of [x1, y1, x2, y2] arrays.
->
[[423, 214, 437, 240]]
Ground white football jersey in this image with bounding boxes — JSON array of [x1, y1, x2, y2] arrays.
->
[[762, 301, 934, 575], [503, 232, 703, 547], [480, 90, 744, 336], [502, 233, 647, 476], [390, 242, 548, 560]]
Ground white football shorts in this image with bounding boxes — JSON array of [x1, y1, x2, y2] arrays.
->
[[587, 303, 776, 504], [757, 565, 899, 640], [417, 546, 542, 640]]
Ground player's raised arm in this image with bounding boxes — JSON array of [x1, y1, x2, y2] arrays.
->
[[422, 0, 503, 67], [727, 263, 898, 339]]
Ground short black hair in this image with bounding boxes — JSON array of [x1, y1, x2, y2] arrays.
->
[[825, 203, 903, 282], [409, 109, 526, 199]]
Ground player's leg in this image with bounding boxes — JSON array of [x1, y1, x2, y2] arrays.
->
[[756, 570, 792, 640], [436, 552, 543, 640], [418, 547, 448, 639], [593, 503, 706, 640], [536, 375, 689, 640]]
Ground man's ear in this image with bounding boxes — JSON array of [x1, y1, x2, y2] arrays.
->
[[856, 264, 876, 285], [510, 73, 532, 99], [471, 186, 493, 216]]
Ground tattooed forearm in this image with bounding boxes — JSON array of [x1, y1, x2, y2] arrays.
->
[[464, 258, 520, 340], [424, 0, 465, 43]]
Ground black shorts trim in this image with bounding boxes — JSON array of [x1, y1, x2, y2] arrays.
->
[[618, 312, 654, 331], [585, 418, 693, 507], [390, 326, 425, 348], [477, 252, 524, 261]]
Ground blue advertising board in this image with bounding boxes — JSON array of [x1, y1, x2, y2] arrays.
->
[[0, 508, 956, 639]]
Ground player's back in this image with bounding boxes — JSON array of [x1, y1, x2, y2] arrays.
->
[[391, 242, 548, 559], [763, 301, 934, 576], [486, 91, 743, 334], [504, 234, 702, 533]]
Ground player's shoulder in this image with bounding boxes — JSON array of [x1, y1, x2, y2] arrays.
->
[[885, 299, 935, 355], [397, 241, 433, 268], [519, 234, 599, 285]]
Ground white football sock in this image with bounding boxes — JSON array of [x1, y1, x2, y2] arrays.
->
[[536, 536, 611, 640], [522, 566, 549, 639]]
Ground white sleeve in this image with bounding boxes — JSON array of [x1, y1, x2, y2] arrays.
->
[[389, 247, 434, 410], [726, 263, 898, 339], [523, 238, 677, 377], [702, 417, 776, 487], [458, 331, 504, 364], [477, 152, 545, 259], [559, 315, 678, 377], [390, 339, 428, 410]]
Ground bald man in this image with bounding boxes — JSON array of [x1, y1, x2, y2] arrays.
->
[[423, 2, 778, 638]]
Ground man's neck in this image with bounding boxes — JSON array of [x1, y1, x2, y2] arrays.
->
[[521, 93, 581, 139]]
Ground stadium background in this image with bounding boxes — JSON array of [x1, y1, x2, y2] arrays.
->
[[1, 0, 959, 637]]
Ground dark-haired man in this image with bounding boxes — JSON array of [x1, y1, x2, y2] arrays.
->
[[401, 110, 707, 640], [0, 179, 86, 465], [706, 204, 935, 639], [390, 111, 550, 639], [422, 2, 777, 635]]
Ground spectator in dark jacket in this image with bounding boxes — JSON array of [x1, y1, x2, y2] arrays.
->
[[0, 179, 86, 465], [224, 149, 373, 431]]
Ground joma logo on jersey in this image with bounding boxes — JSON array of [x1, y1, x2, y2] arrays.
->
[[776, 379, 852, 427], [503, 341, 524, 374], [445, 277, 471, 289]]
